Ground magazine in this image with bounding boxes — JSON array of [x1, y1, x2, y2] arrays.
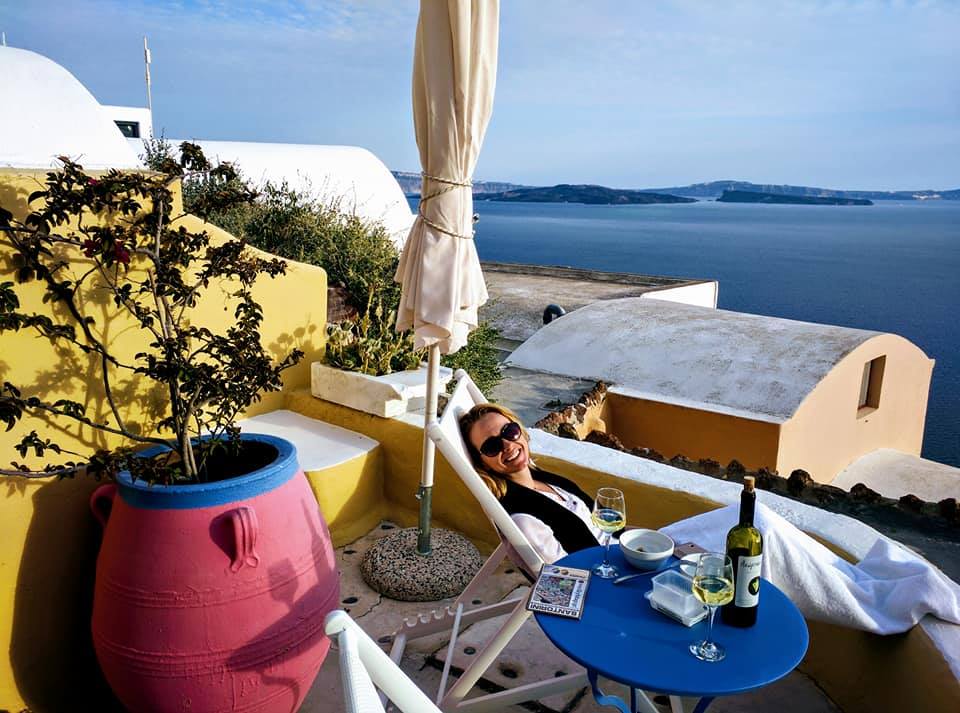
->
[[527, 564, 591, 619]]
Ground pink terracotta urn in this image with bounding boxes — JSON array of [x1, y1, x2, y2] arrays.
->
[[90, 434, 339, 713]]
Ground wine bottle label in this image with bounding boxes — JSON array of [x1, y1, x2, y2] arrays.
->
[[734, 554, 762, 607]]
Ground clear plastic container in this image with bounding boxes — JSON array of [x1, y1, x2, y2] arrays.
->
[[648, 568, 708, 626]]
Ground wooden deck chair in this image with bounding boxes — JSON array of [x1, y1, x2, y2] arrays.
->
[[386, 370, 588, 712], [325, 610, 442, 713]]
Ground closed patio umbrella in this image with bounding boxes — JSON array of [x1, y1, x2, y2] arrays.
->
[[395, 0, 499, 556]]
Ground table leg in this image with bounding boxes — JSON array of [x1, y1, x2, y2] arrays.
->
[[630, 687, 661, 713], [672, 695, 714, 713], [587, 672, 714, 713], [691, 697, 714, 713], [587, 670, 630, 713]]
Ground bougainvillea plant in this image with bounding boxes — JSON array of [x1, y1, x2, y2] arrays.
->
[[0, 144, 303, 484]]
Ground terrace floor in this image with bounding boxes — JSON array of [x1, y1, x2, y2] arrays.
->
[[480, 261, 714, 350], [303, 522, 840, 713]]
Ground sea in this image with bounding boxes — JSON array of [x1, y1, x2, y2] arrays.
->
[[409, 198, 960, 468]]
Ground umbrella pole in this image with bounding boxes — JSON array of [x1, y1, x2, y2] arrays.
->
[[416, 343, 441, 556]]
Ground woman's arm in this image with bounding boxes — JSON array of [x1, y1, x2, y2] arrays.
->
[[511, 513, 568, 565]]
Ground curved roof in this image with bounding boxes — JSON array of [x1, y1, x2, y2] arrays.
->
[[833, 449, 960, 501], [186, 140, 415, 249], [507, 298, 881, 422], [0, 47, 140, 170]]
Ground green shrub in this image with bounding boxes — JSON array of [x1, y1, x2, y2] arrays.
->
[[143, 136, 254, 236], [230, 182, 399, 317], [168, 153, 501, 386], [142, 135, 178, 172], [442, 322, 503, 395], [307, 210, 401, 316], [236, 183, 322, 264]]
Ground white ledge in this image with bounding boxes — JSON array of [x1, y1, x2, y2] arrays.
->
[[238, 409, 378, 471], [312, 363, 452, 418]]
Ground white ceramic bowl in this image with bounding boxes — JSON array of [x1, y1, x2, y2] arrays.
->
[[678, 552, 707, 577], [619, 529, 675, 570]]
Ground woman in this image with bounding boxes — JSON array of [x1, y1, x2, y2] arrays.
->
[[459, 403, 606, 564]]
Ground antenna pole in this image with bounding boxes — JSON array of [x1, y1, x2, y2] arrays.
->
[[143, 36, 154, 137]]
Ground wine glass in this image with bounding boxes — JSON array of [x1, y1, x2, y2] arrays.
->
[[591, 487, 626, 579], [689, 553, 735, 662]]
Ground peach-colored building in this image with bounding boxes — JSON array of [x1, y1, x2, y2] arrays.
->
[[507, 297, 935, 483]]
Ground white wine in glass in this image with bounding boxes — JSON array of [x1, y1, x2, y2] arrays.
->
[[592, 508, 626, 533], [591, 488, 626, 579], [690, 553, 734, 662]]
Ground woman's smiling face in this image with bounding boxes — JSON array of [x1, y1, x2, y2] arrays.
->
[[469, 411, 529, 476]]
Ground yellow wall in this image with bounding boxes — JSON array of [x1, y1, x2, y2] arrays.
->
[[602, 392, 783, 471], [303, 445, 386, 548], [0, 170, 328, 711], [284, 391, 726, 548], [778, 335, 934, 482], [533, 453, 723, 530], [0, 170, 327, 462], [0, 476, 124, 710], [804, 619, 959, 713], [285, 391, 501, 552]]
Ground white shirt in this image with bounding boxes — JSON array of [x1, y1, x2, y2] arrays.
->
[[511, 485, 606, 565]]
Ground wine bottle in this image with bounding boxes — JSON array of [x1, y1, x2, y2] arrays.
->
[[721, 476, 763, 627]]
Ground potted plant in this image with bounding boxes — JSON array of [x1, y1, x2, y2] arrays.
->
[[0, 146, 339, 713], [314, 292, 452, 416]]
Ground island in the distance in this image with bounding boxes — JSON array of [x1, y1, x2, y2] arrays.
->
[[717, 190, 873, 206], [473, 184, 695, 205]]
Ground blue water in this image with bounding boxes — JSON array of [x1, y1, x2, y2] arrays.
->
[[412, 198, 960, 466]]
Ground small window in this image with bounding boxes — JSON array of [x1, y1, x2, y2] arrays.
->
[[857, 355, 885, 415], [114, 120, 140, 139]]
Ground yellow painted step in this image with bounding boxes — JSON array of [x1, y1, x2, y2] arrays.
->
[[239, 409, 384, 546]]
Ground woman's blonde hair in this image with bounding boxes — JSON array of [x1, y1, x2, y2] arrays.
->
[[458, 403, 532, 499]]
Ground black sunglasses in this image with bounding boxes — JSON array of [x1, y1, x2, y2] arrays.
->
[[479, 421, 523, 457]]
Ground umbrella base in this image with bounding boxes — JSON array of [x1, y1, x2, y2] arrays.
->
[[360, 527, 485, 601]]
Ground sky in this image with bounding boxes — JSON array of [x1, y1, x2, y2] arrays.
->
[[2, 0, 958, 190]]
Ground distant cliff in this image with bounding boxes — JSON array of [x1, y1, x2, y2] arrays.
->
[[644, 180, 958, 201], [474, 184, 695, 205], [392, 171, 960, 202], [717, 190, 873, 206], [391, 171, 522, 196]]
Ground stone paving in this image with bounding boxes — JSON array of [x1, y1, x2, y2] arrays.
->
[[303, 523, 841, 713], [480, 261, 711, 346]]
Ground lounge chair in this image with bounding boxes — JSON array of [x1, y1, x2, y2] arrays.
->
[[324, 609, 442, 713], [385, 370, 589, 712]]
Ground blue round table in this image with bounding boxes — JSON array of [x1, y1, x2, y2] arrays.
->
[[535, 547, 809, 713]]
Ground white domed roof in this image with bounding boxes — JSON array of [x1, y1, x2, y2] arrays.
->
[[185, 140, 415, 249], [508, 298, 881, 422], [0, 47, 140, 170]]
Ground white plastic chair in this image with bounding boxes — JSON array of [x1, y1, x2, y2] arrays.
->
[[325, 609, 442, 713], [385, 370, 588, 712]]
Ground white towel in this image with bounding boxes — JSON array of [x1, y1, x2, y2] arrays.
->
[[661, 503, 960, 635]]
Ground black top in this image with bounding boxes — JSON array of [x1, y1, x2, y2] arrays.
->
[[498, 469, 600, 556]]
